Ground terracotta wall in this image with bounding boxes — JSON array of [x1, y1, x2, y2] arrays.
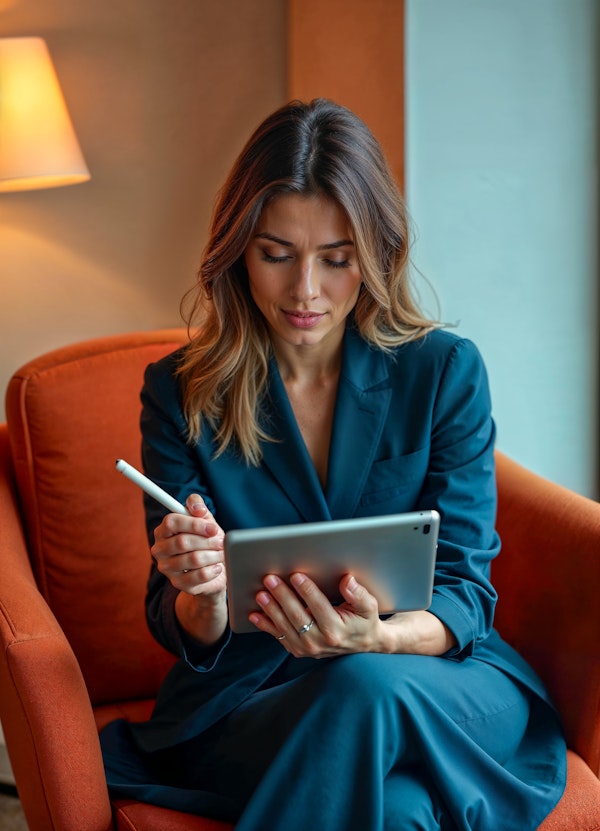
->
[[288, 0, 404, 190]]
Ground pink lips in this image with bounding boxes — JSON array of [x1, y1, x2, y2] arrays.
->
[[282, 310, 326, 329]]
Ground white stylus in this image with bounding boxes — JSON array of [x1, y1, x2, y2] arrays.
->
[[115, 459, 190, 515]]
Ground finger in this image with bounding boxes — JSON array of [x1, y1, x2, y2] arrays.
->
[[183, 562, 224, 583], [179, 562, 228, 600], [187, 496, 224, 544], [254, 579, 309, 636], [153, 527, 223, 560], [248, 609, 285, 639], [155, 520, 224, 553], [255, 584, 290, 629], [288, 572, 338, 624], [338, 574, 379, 616], [261, 574, 315, 631], [253, 590, 315, 653], [151, 532, 225, 578], [184, 526, 225, 550], [151, 495, 219, 537], [187, 495, 223, 537], [187, 494, 210, 517]]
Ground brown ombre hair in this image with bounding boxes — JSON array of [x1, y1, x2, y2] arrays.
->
[[178, 98, 438, 464]]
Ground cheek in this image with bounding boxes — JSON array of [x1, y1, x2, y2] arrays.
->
[[248, 274, 279, 310], [334, 274, 362, 306]]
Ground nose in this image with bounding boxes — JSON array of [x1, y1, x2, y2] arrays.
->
[[290, 259, 319, 301]]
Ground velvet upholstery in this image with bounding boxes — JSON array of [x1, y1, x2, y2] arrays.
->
[[493, 453, 600, 774], [0, 329, 598, 830]]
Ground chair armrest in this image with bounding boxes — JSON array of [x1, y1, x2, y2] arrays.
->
[[0, 425, 113, 831], [493, 451, 600, 775]]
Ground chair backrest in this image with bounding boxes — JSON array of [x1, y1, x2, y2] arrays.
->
[[5, 329, 188, 707]]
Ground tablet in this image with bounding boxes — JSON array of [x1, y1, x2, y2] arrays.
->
[[224, 511, 439, 634]]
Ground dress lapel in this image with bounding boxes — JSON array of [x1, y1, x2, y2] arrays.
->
[[325, 326, 392, 519]]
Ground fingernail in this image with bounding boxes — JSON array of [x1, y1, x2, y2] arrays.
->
[[347, 575, 358, 593], [256, 591, 271, 606], [290, 573, 306, 587], [264, 574, 280, 590]]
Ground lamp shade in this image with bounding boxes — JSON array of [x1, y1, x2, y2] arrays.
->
[[0, 36, 90, 192]]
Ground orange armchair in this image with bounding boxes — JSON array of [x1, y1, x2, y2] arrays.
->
[[0, 330, 598, 830]]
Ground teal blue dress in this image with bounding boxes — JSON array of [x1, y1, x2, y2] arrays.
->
[[100, 324, 566, 830]]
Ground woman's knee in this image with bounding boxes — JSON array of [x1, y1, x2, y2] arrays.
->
[[309, 653, 439, 730], [316, 652, 439, 702]]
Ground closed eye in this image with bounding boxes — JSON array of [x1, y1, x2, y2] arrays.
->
[[323, 258, 351, 269], [261, 252, 291, 264], [261, 253, 351, 269]]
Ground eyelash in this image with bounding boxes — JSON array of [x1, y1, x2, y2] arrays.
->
[[261, 253, 289, 264], [260, 253, 351, 269], [324, 259, 351, 270]]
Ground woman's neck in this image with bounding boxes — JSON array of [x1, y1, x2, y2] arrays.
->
[[271, 333, 344, 387]]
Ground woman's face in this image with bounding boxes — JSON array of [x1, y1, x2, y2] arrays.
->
[[244, 193, 362, 353]]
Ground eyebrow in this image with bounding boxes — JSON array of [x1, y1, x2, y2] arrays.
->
[[254, 232, 354, 251]]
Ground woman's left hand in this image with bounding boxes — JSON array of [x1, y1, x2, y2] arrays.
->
[[249, 572, 388, 658]]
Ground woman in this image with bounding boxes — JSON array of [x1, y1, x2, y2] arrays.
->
[[101, 99, 566, 830]]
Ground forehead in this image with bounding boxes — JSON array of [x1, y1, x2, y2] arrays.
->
[[256, 193, 352, 237]]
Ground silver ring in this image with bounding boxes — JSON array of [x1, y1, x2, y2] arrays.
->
[[297, 618, 315, 636], [276, 633, 287, 641], [182, 569, 190, 574]]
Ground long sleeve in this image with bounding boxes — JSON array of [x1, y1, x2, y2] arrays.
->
[[416, 337, 499, 658], [139, 352, 217, 658]]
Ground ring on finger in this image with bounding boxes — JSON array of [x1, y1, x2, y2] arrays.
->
[[275, 633, 287, 641], [182, 569, 190, 574], [297, 618, 315, 636]]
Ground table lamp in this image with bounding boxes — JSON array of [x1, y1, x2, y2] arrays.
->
[[0, 36, 90, 192]]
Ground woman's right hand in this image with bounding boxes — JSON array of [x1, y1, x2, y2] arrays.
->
[[151, 494, 228, 645], [151, 494, 226, 595]]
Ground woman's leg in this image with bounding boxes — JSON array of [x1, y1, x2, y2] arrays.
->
[[384, 767, 457, 831], [187, 652, 536, 831]]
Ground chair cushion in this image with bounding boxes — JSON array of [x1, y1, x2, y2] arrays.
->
[[112, 750, 599, 831], [537, 750, 600, 830], [94, 699, 157, 733], [113, 800, 234, 831]]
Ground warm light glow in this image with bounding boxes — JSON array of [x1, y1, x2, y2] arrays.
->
[[0, 37, 90, 192]]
